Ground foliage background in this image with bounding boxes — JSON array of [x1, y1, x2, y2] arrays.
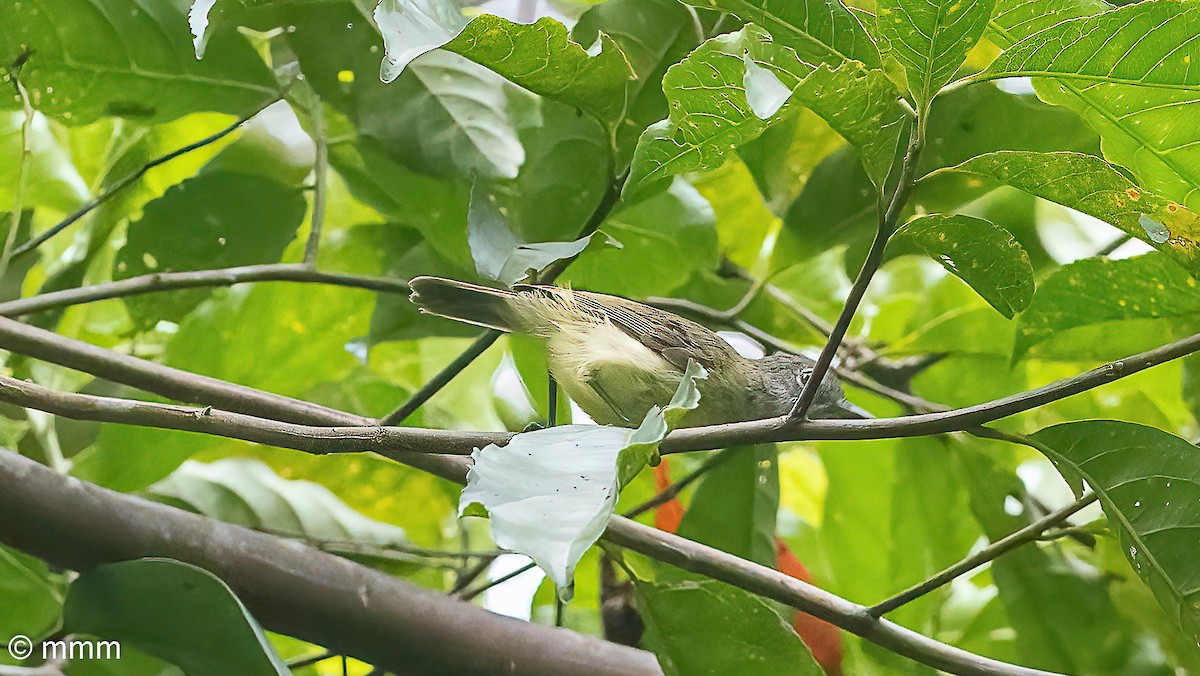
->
[[1, 0, 1200, 674]]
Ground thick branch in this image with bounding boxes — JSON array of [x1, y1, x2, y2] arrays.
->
[[0, 264, 411, 318], [0, 449, 660, 676]]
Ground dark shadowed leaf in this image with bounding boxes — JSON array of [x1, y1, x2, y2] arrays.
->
[[636, 577, 822, 675], [62, 558, 288, 676], [0, 0, 278, 125], [1032, 421, 1200, 645], [896, 214, 1034, 318], [113, 171, 306, 327], [0, 546, 60, 649], [874, 0, 995, 105], [944, 151, 1200, 272]]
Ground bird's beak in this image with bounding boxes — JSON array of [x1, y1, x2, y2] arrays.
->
[[834, 399, 874, 419]]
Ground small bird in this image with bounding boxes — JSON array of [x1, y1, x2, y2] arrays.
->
[[409, 277, 869, 427]]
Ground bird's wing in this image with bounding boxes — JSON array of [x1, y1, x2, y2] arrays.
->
[[570, 291, 733, 372]]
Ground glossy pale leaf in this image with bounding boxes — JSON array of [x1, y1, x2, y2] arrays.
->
[[62, 558, 288, 676], [460, 363, 705, 592], [149, 459, 410, 546], [945, 151, 1200, 272], [636, 577, 822, 676], [875, 0, 995, 104], [982, 3, 1200, 89], [896, 214, 1034, 318], [467, 183, 594, 285], [1014, 253, 1200, 359], [683, 0, 879, 68], [1032, 421, 1200, 644], [374, 0, 467, 82], [0, 0, 278, 124], [113, 171, 306, 327]]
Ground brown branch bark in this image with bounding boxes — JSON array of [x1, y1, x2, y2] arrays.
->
[[0, 449, 660, 676]]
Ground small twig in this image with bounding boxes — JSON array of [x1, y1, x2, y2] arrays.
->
[[0, 70, 34, 279], [623, 449, 733, 519], [790, 111, 927, 420], [303, 102, 329, 267], [10, 99, 277, 259], [1095, 233, 1132, 258], [867, 493, 1098, 618], [458, 561, 537, 602], [379, 331, 502, 426], [286, 650, 335, 669], [450, 555, 500, 595], [0, 263, 411, 318]]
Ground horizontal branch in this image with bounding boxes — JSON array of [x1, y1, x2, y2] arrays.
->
[[0, 264, 411, 318], [0, 375, 497, 461], [0, 449, 660, 676]]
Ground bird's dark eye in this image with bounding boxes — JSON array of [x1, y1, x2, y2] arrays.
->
[[798, 367, 814, 384]]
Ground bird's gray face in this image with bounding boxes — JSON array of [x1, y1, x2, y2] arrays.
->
[[756, 353, 869, 419]]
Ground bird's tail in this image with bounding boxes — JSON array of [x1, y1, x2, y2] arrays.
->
[[408, 276, 517, 332]]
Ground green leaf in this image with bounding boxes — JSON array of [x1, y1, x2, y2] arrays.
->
[[875, 0, 995, 105], [625, 26, 812, 199], [677, 445, 779, 567], [467, 183, 595, 286], [944, 151, 1200, 273], [0, 546, 60, 652], [0, 0, 278, 125], [896, 214, 1034, 318], [0, 112, 88, 213], [443, 15, 634, 130], [1032, 421, 1200, 645], [149, 458, 409, 546], [981, 2, 1200, 89], [989, 0, 1200, 212], [113, 171, 306, 327], [682, 0, 880, 67], [565, 178, 718, 298], [62, 558, 288, 676], [1014, 253, 1200, 360], [635, 577, 822, 676]]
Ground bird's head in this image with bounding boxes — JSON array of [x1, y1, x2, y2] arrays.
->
[[755, 352, 872, 420]]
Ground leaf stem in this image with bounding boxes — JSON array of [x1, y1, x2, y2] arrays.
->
[[0, 68, 33, 280], [303, 101, 329, 267], [10, 99, 278, 260], [789, 112, 927, 419], [867, 493, 1098, 618]]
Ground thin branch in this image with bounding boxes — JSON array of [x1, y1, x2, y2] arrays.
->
[[790, 112, 927, 419], [622, 449, 733, 519], [458, 561, 538, 602], [303, 103, 329, 267], [11, 100, 278, 259], [603, 517, 1057, 676], [0, 264, 411, 318], [379, 331, 502, 426], [286, 651, 336, 669], [0, 68, 34, 279], [0, 374, 496, 460], [1095, 233, 1133, 258], [450, 555, 501, 595], [867, 493, 1099, 618], [0, 450, 661, 675]]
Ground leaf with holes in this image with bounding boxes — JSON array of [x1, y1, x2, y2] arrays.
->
[[682, 0, 880, 67], [1013, 253, 1200, 359], [0, 0, 278, 125], [1032, 421, 1200, 644], [875, 0, 995, 105], [943, 151, 1200, 273], [896, 214, 1034, 318]]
